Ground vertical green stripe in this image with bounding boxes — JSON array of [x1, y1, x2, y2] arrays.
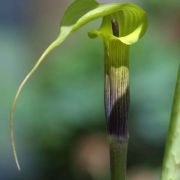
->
[[161, 65, 180, 180]]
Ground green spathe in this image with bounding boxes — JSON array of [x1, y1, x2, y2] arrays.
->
[[10, 0, 147, 170]]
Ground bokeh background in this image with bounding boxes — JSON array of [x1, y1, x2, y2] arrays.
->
[[0, 0, 180, 179]]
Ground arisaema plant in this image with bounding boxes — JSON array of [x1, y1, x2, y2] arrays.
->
[[10, 0, 148, 179]]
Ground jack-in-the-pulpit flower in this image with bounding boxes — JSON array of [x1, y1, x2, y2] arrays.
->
[[10, 0, 147, 178]]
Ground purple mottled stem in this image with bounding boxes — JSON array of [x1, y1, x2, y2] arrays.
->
[[104, 38, 129, 180], [104, 40, 129, 140]]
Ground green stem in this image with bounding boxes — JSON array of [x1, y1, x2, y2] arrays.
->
[[161, 65, 180, 180], [109, 136, 128, 180], [104, 39, 129, 180]]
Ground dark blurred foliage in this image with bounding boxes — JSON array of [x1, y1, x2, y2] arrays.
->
[[0, 0, 180, 179]]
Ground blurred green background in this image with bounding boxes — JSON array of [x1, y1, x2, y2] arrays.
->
[[0, 0, 180, 179]]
